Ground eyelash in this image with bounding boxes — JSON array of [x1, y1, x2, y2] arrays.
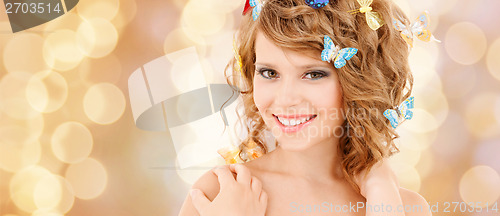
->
[[256, 68, 328, 80]]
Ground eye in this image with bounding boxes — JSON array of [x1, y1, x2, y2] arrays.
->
[[257, 68, 279, 79], [303, 71, 328, 80]]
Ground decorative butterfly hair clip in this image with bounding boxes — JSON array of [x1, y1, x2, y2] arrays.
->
[[348, 0, 385, 30], [383, 96, 414, 129], [233, 38, 244, 77], [305, 0, 329, 9], [392, 11, 441, 48], [249, 0, 265, 20], [321, 35, 358, 68], [217, 145, 243, 164]]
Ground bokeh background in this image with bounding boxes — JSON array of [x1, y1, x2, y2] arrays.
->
[[1, 0, 500, 215]]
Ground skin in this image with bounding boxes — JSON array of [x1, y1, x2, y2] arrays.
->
[[178, 32, 431, 216]]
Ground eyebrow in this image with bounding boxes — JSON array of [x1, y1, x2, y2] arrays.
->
[[254, 62, 334, 71]]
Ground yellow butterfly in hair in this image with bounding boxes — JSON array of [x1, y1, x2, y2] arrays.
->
[[348, 0, 385, 30], [232, 39, 244, 77], [392, 11, 441, 48]]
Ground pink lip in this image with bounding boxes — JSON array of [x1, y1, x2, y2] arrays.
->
[[274, 114, 316, 119], [273, 114, 317, 133]]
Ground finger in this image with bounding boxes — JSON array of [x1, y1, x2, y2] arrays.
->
[[212, 165, 236, 189], [251, 176, 262, 193], [190, 189, 210, 213], [229, 163, 251, 186], [259, 190, 268, 205]]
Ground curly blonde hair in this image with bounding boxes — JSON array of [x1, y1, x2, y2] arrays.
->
[[225, 0, 413, 193]]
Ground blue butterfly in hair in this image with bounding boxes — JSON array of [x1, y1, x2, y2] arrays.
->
[[383, 96, 414, 129], [305, 0, 329, 9], [321, 35, 358, 68], [249, 0, 264, 20]]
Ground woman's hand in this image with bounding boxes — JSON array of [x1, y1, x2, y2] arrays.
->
[[355, 158, 400, 197], [355, 158, 405, 216], [189, 164, 268, 216]]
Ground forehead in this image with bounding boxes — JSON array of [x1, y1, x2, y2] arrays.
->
[[254, 32, 332, 69]]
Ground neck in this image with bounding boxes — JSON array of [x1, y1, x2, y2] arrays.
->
[[268, 136, 344, 183]]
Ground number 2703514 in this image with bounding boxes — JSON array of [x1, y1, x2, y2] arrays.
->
[[5, 2, 62, 14]]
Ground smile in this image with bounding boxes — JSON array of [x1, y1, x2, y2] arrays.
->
[[273, 114, 317, 133]]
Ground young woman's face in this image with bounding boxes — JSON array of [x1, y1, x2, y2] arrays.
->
[[253, 32, 345, 151]]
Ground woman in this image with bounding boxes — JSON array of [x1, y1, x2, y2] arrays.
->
[[179, 0, 431, 215]]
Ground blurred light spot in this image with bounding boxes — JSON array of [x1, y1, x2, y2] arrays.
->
[[65, 158, 107, 200], [164, 28, 207, 57], [43, 29, 85, 71], [3, 33, 50, 74], [410, 64, 441, 93], [0, 72, 39, 120], [181, 0, 227, 36], [76, 18, 118, 58], [431, 111, 470, 161], [110, 0, 137, 30], [0, 126, 41, 173], [51, 122, 93, 164], [211, 0, 244, 13], [486, 37, 500, 81], [390, 163, 421, 192], [26, 71, 68, 113], [391, 0, 411, 16], [34, 175, 74, 214], [78, 54, 122, 85], [43, 12, 83, 35], [169, 50, 208, 93], [415, 149, 434, 179], [9, 166, 52, 213], [83, 83, 126, 125], [397, 129, 436, 152], [404, 108, 439, 133], [33, 174, 62, 210], [465, 93, 500, 138], [207, 31, 236, 83], [409, 43, 439, 69], [445, 22, 487, 65], [433, 0, 459, 15], [474, 139, 500, 174], [459, 166, 500, 207], [413, 85, 448, 129], [76, 0, 120, 21], [441, 65, 476, 99], [390, 141, 421, 167]]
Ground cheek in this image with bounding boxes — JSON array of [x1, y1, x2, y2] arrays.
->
[[252, 79, 274, 113]]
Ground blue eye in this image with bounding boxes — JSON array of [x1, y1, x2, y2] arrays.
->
[[257, 68, 279, 79], [303, 71, 328, 80]]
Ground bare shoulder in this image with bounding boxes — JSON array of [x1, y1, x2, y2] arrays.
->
[[177, 165, 234, 216], [399, 187, 432, 216]]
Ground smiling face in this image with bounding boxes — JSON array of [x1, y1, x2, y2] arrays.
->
[[253, 32, 346, 151]]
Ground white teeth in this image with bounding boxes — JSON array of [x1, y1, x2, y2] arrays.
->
[[276, 116, 314, 127]]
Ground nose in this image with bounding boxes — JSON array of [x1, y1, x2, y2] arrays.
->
[[273, 77, 302, 108]]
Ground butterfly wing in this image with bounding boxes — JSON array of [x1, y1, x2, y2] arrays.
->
[[305, 0, 329, 9], [250, 0, 262, 20], [321, 35, 335, 62], [334, 48, 358, 68], [392, 17, 414, 47], [357, 0, 373, 7], [217, 146, 242, 164], [366, 11, 384, 30], [249, 0, 259, 7], [383, 109, 400, 129], [398, 96, 414, 120], [410, 12, 433, 42]]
